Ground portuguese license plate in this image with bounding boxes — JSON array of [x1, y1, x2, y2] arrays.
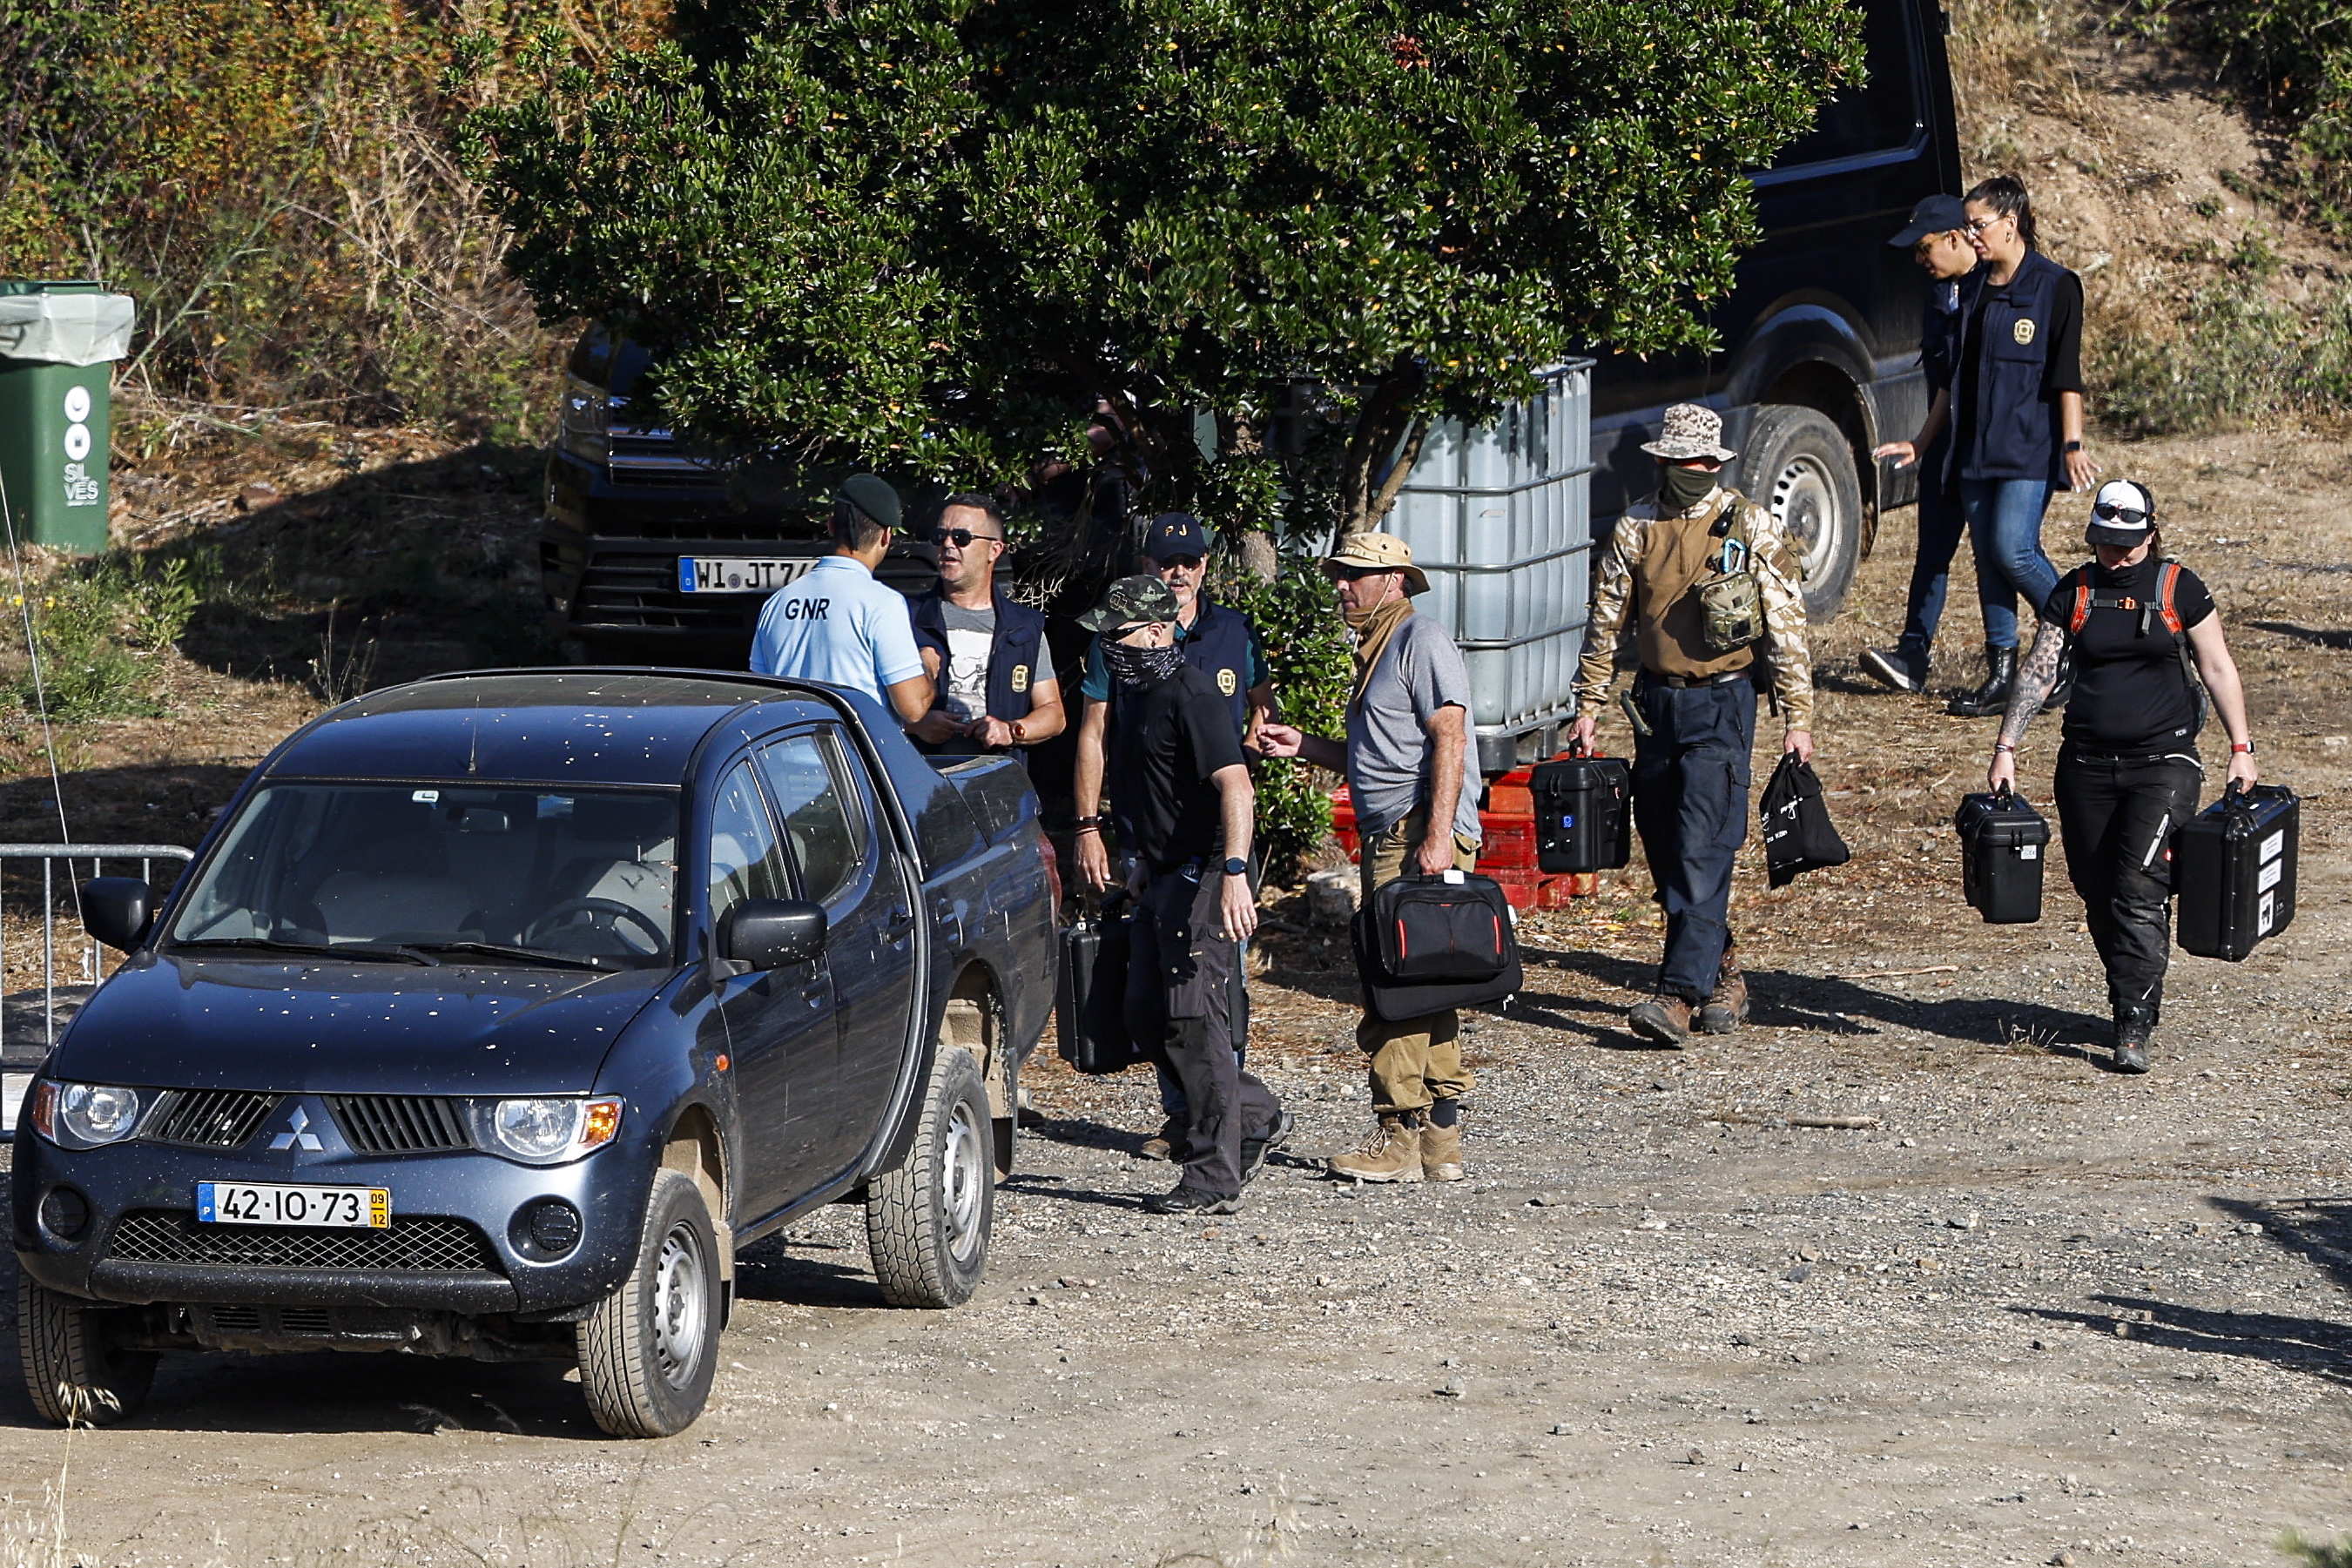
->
[[677, 556, 818, 595], [197, 1181, 389, 1228]]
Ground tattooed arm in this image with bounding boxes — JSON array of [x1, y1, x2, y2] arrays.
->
[[1987, 622, 2065, 791]]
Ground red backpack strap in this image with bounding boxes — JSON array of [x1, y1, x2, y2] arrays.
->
[[2157, 560, 2185, 636], [2067, 571, 2093, 636]]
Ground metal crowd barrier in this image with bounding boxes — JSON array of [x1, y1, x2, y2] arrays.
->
[[0, 844, 197, 1140]]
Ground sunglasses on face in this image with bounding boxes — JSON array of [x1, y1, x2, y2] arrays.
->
[[935, 527, 1001, 548], [1328, 565, 1394, 582], [2092, 502, 2150, 525]]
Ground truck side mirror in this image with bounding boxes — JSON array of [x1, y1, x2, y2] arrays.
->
[[79, 877, 152, 952], [721, 898, 826, 969]]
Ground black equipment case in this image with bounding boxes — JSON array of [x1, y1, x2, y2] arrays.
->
[[1954, 787, 2050, 925], [1530, 753, 1632, 874], [1368, 871, 1513, 982], [2175, 782, 2299, 961], [1055, 897, 1138, 1073]]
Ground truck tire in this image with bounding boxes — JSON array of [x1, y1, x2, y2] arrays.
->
[[865, 1047, 994, 1309], [1742, 404, 1865, 623], [577, 1170, 721, 1437], [17, 1273, 153, 1427]]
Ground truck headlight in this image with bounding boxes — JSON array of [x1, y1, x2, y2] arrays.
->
[[37, 1081, 145, 1147], [471, 1097, 622, 1165]]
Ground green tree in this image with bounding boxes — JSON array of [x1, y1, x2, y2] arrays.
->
[[463, 0, 1864, 535]]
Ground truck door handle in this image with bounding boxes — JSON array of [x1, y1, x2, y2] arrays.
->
[[886, 911, 915, 939]]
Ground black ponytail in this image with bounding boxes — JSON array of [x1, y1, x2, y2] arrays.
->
[[1964, 173, 2038, 252]]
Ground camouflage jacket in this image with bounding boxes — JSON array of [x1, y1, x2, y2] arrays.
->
[[1571, 486, 1815, 731]]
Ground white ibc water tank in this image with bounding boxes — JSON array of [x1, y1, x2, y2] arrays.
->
[[1384, 361, 1593, 771]]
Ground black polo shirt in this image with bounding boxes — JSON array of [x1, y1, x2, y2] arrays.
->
[[1109, 665, 1246, 871]]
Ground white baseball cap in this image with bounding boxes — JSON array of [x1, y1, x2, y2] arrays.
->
[[2086, 480, 2155, 548]]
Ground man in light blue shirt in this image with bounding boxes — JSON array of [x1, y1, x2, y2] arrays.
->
[[749, 475, 933, 727]]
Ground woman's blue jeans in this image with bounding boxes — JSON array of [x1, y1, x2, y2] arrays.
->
[[1959, 478, 2060, 649]]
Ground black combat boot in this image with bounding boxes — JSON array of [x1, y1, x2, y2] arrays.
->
[[1947, 643, 2017, 718], [2112, 1003, 2156, 1074]]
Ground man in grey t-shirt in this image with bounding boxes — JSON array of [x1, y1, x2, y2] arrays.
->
[[1257, 531, 1484, 1185]]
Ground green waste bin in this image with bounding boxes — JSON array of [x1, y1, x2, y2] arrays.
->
[[0, 280, 138, 555]]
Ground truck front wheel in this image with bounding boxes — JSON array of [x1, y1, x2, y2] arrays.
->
[[1743, 404, 1865, 623], [17, 1272, 153, 1426], [866, 1047, 994, 1309], [577, 1170, 720, 1437]]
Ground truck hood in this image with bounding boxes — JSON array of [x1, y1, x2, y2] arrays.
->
[[44, 955, 667, 1095]]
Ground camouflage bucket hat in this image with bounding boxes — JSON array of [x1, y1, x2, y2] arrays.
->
[[1077, 574, 1183, 633], [1640, 402, 1738, 463]]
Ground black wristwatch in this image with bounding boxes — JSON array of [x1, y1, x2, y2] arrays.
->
[[1222, 857, 1250, 878]]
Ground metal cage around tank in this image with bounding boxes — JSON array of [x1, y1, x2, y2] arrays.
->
[[1382, 360, 1595, 773]]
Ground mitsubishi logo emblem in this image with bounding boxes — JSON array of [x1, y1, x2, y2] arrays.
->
[[269, 1106, 324, 1151]]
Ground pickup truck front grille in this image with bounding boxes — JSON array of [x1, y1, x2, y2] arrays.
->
[[327, 1094, 469, 1154], [108, 1210, 501, 1274], [142, 1089, 282, 1149]]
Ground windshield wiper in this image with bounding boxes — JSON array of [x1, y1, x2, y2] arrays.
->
[[170, 938, 439, 966], [402, 941, 619, 972]]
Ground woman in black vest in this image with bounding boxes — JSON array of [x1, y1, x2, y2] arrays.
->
[[1945, 175, 2099, 718], [1985, 481, 2259, 1073]]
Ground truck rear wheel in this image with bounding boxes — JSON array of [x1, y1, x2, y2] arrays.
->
[[18, 1273, 153, 1427], [866, 1047, 994, 1309], [1744, 404, 1864, 623], [577, 1170, 720, 1437]]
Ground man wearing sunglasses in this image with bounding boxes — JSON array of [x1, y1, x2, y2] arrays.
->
[[906, 493, 1065, 758], [1865, 193, 1985, 696]]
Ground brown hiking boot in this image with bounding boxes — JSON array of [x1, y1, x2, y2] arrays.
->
[[1628, 994, 1693, 1046], [1421, 1112, 1465, 1182], [1329, 1113, 1425, 1183], [1138, 1115, 1185, 1161], [1699, 950, 1749, 1035]]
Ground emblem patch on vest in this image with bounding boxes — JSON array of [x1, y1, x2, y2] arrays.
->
[[1217, 668, 1238, 696], [1011, 663, 1030, 693], [2012, 317, 2037, 346]]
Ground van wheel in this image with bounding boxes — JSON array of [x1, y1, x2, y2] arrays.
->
[[1744, 404, 1864, 622], [577, 1170, 720, 1437], [17, 1274, 153, 1426], [866, 1047, 994, 1309]]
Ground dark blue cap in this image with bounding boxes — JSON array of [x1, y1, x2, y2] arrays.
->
[[1888, 194, 1969, 248], [1142, 512, 1209, 562]]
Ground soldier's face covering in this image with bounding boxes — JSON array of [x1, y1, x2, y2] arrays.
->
[[1659, 461, 1720, 512]]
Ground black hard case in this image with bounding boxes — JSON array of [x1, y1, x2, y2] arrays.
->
[[1954, 789, 2050, 925], [2175, 783, 2299, 961], [1530, 754, 1633, 874], [1367, 872, 1513, 983], [1055, 901, 1137, 1074]]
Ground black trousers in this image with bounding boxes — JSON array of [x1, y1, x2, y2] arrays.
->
[[1630, 675, 1756, 1002], [2052, 744, 2202, 1012], [1123, 865, 1280, 1199]]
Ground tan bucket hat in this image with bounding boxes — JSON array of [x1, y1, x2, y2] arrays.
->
[[1640, 401, 1738, 462], [1322, 531, 1430, 596]]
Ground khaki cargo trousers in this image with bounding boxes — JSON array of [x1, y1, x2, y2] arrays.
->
[[1357, 807, 1481, 1114]]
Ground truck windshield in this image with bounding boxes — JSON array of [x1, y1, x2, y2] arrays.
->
[[166, 783, 681, 970]]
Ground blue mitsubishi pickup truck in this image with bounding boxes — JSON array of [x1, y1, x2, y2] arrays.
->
[[13, 670, 1055, 1437]]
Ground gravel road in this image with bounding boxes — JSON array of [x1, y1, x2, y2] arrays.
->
[[0, 432, 2343, 1566]]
